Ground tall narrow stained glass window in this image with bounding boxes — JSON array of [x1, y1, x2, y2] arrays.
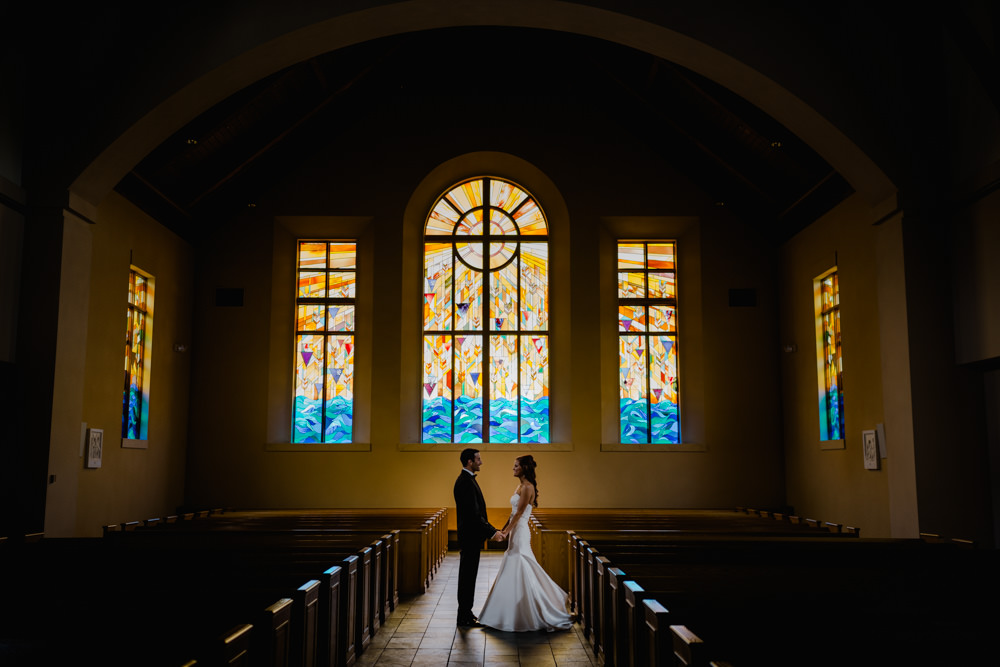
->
[[618, 242, 679, 444], [122, 268, 154, 440], [816, 270, 844, 440], [422, 177, 549, 443], [293, 241, 356, 443]]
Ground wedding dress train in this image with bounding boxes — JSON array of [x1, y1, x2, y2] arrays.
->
[[477, 493, 573, 632]]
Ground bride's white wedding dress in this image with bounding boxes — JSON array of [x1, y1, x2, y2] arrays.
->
[[477, 493, 573, 632]]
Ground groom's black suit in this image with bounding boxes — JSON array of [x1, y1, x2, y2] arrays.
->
[[454, 469, 499, 624]]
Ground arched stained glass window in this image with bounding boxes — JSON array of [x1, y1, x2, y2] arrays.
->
[[422, 177, 549, 443]]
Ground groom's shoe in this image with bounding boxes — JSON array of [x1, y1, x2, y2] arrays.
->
[[457, 616, 480, 627]]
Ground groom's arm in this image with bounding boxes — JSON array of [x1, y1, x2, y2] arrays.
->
[[474, 493, 500, 541], [455, 475, 500, 540]]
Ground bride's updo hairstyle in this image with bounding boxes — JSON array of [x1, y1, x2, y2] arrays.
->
[[516, 455, 539, 507]]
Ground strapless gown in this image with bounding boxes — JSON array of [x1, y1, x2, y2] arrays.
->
[[477, 493, 573, 632]]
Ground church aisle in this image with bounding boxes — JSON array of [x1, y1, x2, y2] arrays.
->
[[359, 550, 594, 666]]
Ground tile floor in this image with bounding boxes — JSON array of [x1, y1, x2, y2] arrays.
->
[[359, 550, 597, 666]]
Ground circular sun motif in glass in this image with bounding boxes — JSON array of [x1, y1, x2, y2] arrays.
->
[[422, 177, 549, 444]]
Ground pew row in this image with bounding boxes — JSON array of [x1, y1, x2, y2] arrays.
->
[[566, 530, 998, 666], [134, 507, 448, 595], [0, 508, 448, 667]]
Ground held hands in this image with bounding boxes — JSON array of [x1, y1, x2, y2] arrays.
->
[[492, 531, 505, 542]]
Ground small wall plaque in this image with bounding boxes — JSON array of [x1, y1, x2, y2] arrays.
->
[[86, 428, 103, 469], [862, 429, 879, 470]]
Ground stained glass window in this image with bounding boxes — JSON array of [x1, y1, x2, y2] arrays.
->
[[816, 270, 844, 440], [422, 177, 549, 443], [122, 268, 153, 440], [293, 241, 356, 443], [618, 242, 679, 444]]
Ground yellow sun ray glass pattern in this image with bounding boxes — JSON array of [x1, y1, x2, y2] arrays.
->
[[422, 177, 549, 443]]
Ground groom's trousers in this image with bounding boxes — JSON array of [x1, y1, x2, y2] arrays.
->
[[457, 543, 482, 620]]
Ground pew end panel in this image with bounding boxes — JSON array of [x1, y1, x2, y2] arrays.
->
[[607, 567, 629, 667], [539, 529, 569, 590], [592, 555, 612, 658], [671, 624, 707, 667], [395, 528, 427, 595], [642, 599, 671, 667], [354, 546, 372, 657], [566, 530, 581, 614], [257, 598, 293, 667], [379, 533, 395, 617], [623, 580, 652, 667], [215, 623, 253, 667], [339, 555, 359, 667], [293, 579, 321, 667], [320, 566, 342, 667], [368, 539, 383, 637]]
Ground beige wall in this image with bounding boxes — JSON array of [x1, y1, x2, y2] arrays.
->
[[779, 194, 891, 536], [76, 193, 193, 536], [185, 137, 785, 513]]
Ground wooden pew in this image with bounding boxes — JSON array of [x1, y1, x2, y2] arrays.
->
[[0, 510, 443, 667], [534, 510, 849, 592], [116, 507, 446, 664], [106, 531, 367, 667], [565, 518, 1000, 664], [148, 509, 444, 595], [580, 535, 998, 666]]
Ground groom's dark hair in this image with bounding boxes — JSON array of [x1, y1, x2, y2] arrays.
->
[[460, 448, 480, 467]]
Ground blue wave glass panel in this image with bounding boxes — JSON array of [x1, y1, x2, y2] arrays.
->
[[489, 397, 519, 443], [294, 395, 323, 443], [325, 395, 353, 443], [620, 397, 648, 444], [520, 397, 549, 443], [423, 396, 452, 443]]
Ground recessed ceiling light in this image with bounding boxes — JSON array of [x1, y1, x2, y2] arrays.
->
[[770, 140, 782, 149], [185, 138, 198, 145], [247, 203, 257, 208]]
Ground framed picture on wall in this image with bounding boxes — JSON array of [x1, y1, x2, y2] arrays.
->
[[862, 429, 879, 470], [86, 428, 103, 469]]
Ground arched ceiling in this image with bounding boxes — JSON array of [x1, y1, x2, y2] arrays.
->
[[114, 26, 855, 244]]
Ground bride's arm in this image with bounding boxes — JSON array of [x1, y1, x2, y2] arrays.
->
[[502, 485, 533, 538]]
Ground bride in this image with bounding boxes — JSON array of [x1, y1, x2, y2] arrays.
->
[[477, 455, 573, 632]]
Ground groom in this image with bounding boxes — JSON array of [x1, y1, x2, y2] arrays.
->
[[454, 448, 503, 627]]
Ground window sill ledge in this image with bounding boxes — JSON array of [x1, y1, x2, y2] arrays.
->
[[121, 438, 148, 450], [265, 442, 372, 452], [820, 439, 846, 450], [398, 442, 574, 452], [601, 442, 706, 452]]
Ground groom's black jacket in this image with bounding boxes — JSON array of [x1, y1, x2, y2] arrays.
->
[[454, 470, 498, 547]]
